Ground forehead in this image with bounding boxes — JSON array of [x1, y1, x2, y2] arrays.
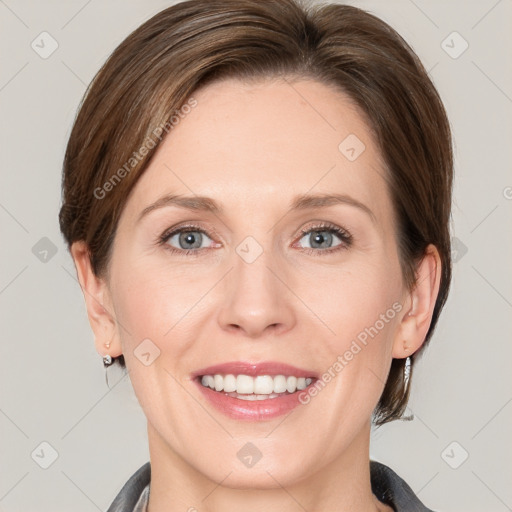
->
[[124, 77, 390, 223]]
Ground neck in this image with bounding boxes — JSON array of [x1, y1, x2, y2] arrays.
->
[[145, 420, 389, 512]]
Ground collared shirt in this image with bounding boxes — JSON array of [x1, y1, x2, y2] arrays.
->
[[106, 460, 436, 511]]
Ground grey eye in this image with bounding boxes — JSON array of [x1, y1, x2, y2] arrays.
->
[[166, 230, 212, 250], [299, 229, 343, 250]]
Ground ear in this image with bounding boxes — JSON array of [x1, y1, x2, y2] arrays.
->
[[70, 241, 123, 360], [392, 244, 442, 358]]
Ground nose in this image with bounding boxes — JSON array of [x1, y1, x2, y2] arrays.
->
[[217, 248, 297, 339]]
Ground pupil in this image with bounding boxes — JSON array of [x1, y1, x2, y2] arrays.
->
[[180, 232, 201, 249], [312, 231, 331, 248]]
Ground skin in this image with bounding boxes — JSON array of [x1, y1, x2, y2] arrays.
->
[[72, 78, 441, 512]]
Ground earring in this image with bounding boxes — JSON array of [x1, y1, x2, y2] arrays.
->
[[103, 340, 113, 367], [404, 355, 411, 388]]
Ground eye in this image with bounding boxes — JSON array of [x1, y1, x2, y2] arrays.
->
[[159, 224, 215, 256], [157, 221, 352, 257], [295, 222, 352, 255]]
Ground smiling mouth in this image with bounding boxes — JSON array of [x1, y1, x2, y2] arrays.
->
[[198, 373, 315, 400]]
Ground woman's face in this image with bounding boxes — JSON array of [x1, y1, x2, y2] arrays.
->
[[105, 78, 409, 486]]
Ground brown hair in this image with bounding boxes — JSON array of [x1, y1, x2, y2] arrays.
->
[[59, 0, 453, 426]]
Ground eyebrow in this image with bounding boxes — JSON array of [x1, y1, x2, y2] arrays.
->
[[138, 192, 376, 223]]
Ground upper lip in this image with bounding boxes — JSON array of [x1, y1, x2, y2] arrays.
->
[[191, 361, 318, 379]]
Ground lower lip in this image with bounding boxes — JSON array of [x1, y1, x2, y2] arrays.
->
[[195, 379, 308, 421]]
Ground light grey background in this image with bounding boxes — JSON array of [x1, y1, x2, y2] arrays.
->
[[1, 0, 511, 511]]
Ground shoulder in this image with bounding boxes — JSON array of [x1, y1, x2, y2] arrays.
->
[[370, 460, 437, 511]]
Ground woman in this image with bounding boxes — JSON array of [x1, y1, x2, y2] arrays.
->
[[59, 0, 453, 510]]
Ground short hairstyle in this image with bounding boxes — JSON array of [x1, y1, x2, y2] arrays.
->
[[59, 0, 453, 426]]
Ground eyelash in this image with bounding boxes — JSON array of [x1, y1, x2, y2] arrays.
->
[[157, 221, 353, 257]]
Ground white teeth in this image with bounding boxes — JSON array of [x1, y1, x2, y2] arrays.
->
[[273, 375, 287, 393], [200, 373, 314, 395], [236, 374, 254, 394], [286, 376, 297, 393], [201, 375, 214, 389], [227, 392, 282, 400], [254, 375, 274, 394], [214, 374, 224, 392], [223, 374, 237, 392]]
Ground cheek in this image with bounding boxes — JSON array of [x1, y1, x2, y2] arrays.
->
[[306, 265, 402, 407], [108, 261, 207, 419], [109, 254, 225, 382], [306, 260, 403, 351]]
